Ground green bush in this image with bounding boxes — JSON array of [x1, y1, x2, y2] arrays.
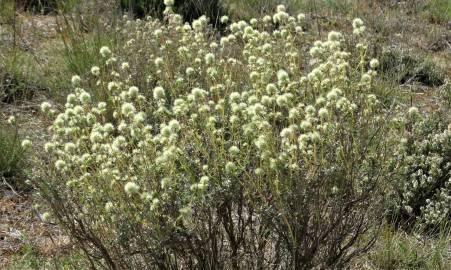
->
[[36, 6, 389, 269], [0, 119, 25, 183], [0, 49, 47, 104], [378, 50, 444, 87]]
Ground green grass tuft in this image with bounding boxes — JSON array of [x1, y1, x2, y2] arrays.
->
[[0, 121, 25, 184], [423, 0, 451, 24]]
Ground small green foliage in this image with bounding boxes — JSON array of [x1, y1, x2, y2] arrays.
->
[[365, 224, 451, 270], [422, 0, 451, 24], [0, 120, 25, 183], [0, 50, 44, 103], [6, 244, 90, 270]]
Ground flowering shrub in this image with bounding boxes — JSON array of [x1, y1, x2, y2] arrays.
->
[[37, 5, 389, 269], [391, 87, 451, 227]]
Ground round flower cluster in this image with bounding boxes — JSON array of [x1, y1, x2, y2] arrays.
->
[[352, 18, 366, 35]]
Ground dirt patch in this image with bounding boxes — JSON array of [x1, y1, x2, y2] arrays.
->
[[0, 14, 57, 52], [0, 189, 71, 268]]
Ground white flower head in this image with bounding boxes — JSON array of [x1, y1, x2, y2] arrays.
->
[[361, 73, 372, 84], [108, 81, 120, 92], [408, 107, 419, 118], [229, 145, 240, 156], [154, 57, 163, 67], [370, 58, 379, 69], [164, 0, 174, 6], [133, 112, 146, 124], [124, 182, 140, 195], [276, 5, 286, 12], [7, 115, 15, 124], [318, 108, 329, 119], [204, 53, 215, 65], [55, 160, 67, 171], [186, 67, 195, 76], [41, 102, 52, 113], [277, 69, 289, 84], [225, 161, 237, 174], [21, 139, 32, 148], [327, 31, 342, 42], [105, 202, 114, 212], [79, 92, 91, 104], [220, 15, 229, 24], [128, 86, 139, 97], [91, 66, 100, 76], [353, 26, 366, 35], [71, 75, 81, 86], [41, 212, 51, 222], [192, 18, 205, 32], [297, 13, 306, 22], [153, 86, 165, 100], [121, 62, 130, 70], [64, 142, 76, 152], [191, 87, 207, 100], [100, 46, 112, 57], [121, 103, 136, 116], [352, 18, 364, 29], [168, 119, 181, 133]]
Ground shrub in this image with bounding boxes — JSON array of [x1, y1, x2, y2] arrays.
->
[[36, 6, 389, 269], [390, 92, 451, 227], [378, 50, 445, 87], [0, 118, 25, 185], [0, 50, 43, 103]]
